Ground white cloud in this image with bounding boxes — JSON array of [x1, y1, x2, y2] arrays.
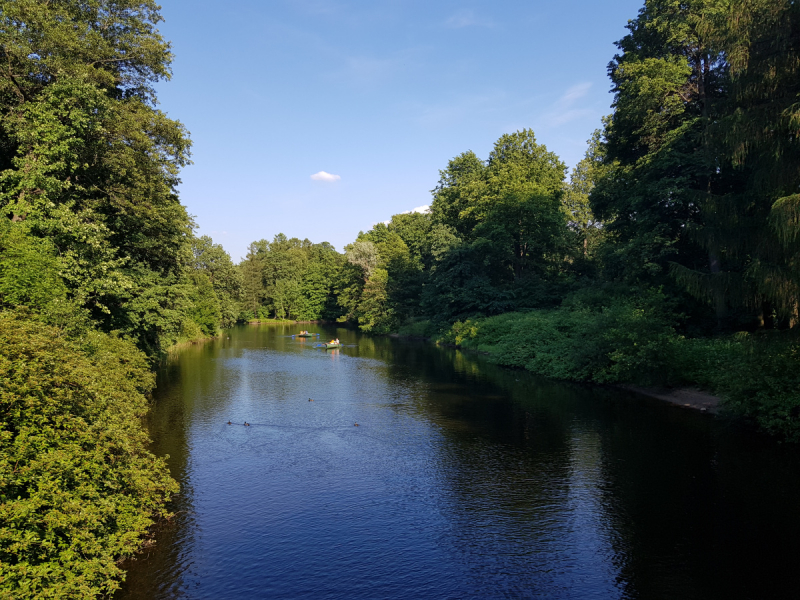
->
[[540, 83, 595, 128], [560, 82, 592, 106], [310, 171, 341, 182]]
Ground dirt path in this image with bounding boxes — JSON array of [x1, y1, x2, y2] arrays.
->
[[620, 385, 720, 414]]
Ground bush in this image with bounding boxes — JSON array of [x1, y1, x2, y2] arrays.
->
[[0, 313, 178, 598], [396, 318, 436, 338], [438, 289, 681, 385], [438, 289, 800, 441], [673, 334, 800, 441]]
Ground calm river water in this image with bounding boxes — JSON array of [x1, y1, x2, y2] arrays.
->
[[117, 324, 800, 600]]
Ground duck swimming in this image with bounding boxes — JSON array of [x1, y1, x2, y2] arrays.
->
[[244, 421, 250, 426]]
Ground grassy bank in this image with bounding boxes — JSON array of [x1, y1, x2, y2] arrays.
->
[[399, 292, 800, 441], [246, 318, 296, 324]]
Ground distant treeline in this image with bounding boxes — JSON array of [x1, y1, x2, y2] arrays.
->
[[1, 0, 800, 596]]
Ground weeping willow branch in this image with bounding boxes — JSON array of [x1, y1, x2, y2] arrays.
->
[[769, 193, 800, 247]]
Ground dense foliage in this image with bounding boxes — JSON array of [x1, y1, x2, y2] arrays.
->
[[0, 1, 237, 596], [238, 235, 343, 322], [0, 0, 241, 355], [0, 314, 178, 598]]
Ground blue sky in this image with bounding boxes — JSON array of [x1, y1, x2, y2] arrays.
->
[[155, 0, 643, 261]]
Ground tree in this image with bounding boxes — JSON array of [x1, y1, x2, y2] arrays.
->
[[0, 0, 172, 105], [563, 128, 606, 262], [595, 0, 800, 328], [425, 130, 569, 319], [674, 0, 800, 327], [191, 235, 242, 328], [430, 150, 487, 238], [590, 0, 723, 287], [0, 0, 194, 352], [239, 240, 268, 317], [388, 211, 433, 268], [345, 240, 379, 280], [297, 243, 344, 320], [0, 221, 65, 311], [355, 268, 396, 333], [0, 313, 177, 598]]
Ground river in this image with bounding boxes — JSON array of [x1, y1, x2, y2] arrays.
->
[[116, 324, 800, 599]]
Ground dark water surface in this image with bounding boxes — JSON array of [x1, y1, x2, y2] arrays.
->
[[117, 325, 800, 600]]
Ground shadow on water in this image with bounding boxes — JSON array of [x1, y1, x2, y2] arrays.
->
[[116, 324, 800, 600]]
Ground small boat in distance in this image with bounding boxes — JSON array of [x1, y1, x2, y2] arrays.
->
[[297, 332, 314, 337], [323, 342, 341, 349]]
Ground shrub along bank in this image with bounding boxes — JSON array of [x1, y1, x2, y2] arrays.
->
[[0, 313, 178, 598], [419, 294, 800, 441]]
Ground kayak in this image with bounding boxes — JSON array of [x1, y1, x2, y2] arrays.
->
[[322, 342, 341, 349], [296, 333, 314, 337]]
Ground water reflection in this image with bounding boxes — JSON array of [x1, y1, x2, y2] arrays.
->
[[117, 324, 800, 600]]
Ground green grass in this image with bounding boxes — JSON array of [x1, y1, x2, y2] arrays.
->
[[247, 318, 295, 324]]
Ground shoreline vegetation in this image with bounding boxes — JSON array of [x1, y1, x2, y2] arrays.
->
[[392, 327, 723, 414], [2, 0, 800, 598], [395, 310, 799, 434], [246, 318, 327, 324]]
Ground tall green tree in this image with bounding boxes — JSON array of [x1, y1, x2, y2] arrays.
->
[[425, 130, 569, 320], [191, 235, 242, 328], [238, 235, 344, 321], [0, 0, 194, 351], [430, 150, 487, 238], [673, 0, 800, 327], [591, 0, 724, 287], [563, 128, 606, 264]]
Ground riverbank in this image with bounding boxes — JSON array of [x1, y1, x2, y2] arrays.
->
[[621, 385, 720, 414], [395, 309, 800, 440], [246, 318, 334, 325], [165, 332, 222, 353], [247, 318, 295, 324], [391, 330, 722, 414]]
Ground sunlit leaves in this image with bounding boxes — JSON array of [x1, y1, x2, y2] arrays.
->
[[0, 313, 177, 598]]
